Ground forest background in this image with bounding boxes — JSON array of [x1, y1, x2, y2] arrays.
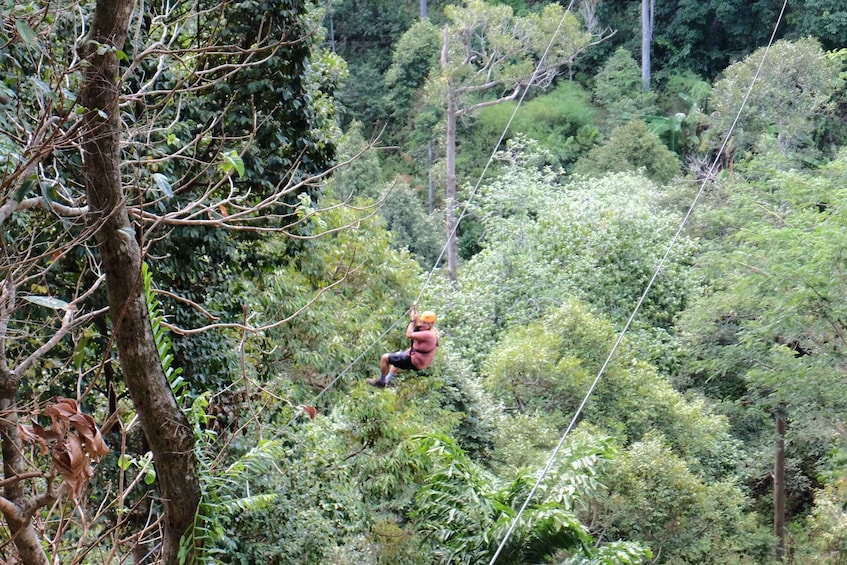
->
[[2, 0, 847, 563]]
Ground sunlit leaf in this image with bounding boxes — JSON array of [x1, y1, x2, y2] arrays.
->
[[24, 295, 71, 310], [151, 173, 173, 198], [117, 454, 134, 471], [220, 150, 245, 178]]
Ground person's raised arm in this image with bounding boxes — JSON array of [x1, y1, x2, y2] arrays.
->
[[407, 303, 419, 338]]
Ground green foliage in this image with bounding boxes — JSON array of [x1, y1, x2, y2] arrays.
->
[[143, 263, 188, 403], [14, 1, 847, 562], [442, 1, 591, 93], [250, 195, 423, 393], [819, 48, 847, 152], [678, 151, 847, 522], [644, 103, 707, 159], [125, 0, 349, 393], [483, 300, 740, 475], [408, 432, 641, 564], [180, 438, 287, 565], [385, 19, 442, 124], [707, 38, 841, 157], [341, 60, 393, 129], [155, 226, 243, 390], [784, 0, 847, 51], [476, 82, 600, 169], [326, 122, 385, 201], [143, 263, 285, 564], [659, 0, 781, 80], [337, 365, 481, 488], [218, 420, 371, 564], [799, 473, 847, 561], [198, 0, 343, 188], [592, 48, 658, 131], [593, 435, 773, 564], [572, 119, 682, 183], [430, 349, 501, 461], [487, 411, 569, 477], [328, 0, 439, 129], [657, 70, 712, 116], [562, 541, 652, 565], [435, 0, 596, 190], [681, 150, 847, 402], [431, 143, 695, 370], [644, 72, 711, 158], [379, 180, 445, 266], [584, 0, 780, 85], [139, 264, 230, 564]]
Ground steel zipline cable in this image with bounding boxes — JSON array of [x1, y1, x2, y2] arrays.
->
[[287, 1, 581, 426], [287, 1, 790, 559], [487, 1, 789, 562]]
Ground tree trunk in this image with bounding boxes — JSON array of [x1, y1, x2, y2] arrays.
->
[[0, 370, 51, 565], [445, 89, 458, 281], [441, 24, 459, 282], [428, 141, 434, 215], [79, 1, 201, 562], [774, 403, 786, 561], [328, 11, 336, 53], [641, 0, 653, 91]]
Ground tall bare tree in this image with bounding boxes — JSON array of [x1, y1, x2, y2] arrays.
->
[[438, 0, 607, 280], [642, 0, 654, 91]]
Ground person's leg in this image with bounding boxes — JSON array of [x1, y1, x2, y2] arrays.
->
[[368, 352, 410, 387], [383, 353, 405, 384], [379, 353, 391, 378], [368, 353, 393, 387]]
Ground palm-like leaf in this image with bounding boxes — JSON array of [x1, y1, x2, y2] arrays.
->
[[410, 433, 623, 564]]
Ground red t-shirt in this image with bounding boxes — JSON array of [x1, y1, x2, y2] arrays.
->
[[409, 328, 438, 370]]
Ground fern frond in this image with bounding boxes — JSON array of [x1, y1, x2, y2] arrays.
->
[[180, 436, 286, 565], [141, 263, 188, 404], [223, 439, 287, 480], [216, 493, 277, 515]]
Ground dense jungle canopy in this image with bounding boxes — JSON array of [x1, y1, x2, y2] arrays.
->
[[2, 0, 847, 563]]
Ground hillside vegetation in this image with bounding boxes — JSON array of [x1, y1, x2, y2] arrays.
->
[[1, 0, 847, 563]]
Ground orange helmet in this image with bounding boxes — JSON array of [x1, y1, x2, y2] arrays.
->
[[419, 311, 437, 323]]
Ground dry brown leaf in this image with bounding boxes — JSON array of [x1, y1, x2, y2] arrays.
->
[[46, 397, 78, 417], [31, 422, 63, 446], [53, 435, 93, 498], [69, 413, 110, 457], [42, 397, 77, 435], [26, 398, 110, 499], [18, 424, 50, 455]]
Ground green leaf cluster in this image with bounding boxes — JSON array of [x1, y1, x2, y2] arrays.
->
[[432, 145, 695, 370]]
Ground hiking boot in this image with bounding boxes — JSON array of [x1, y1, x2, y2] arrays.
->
[[366, 377, 386, 388]]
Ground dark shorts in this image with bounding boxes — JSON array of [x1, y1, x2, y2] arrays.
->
[[387, 351, 416, 371]]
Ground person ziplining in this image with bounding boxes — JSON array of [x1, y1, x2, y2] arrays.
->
[[367, 305, 439, 388]]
